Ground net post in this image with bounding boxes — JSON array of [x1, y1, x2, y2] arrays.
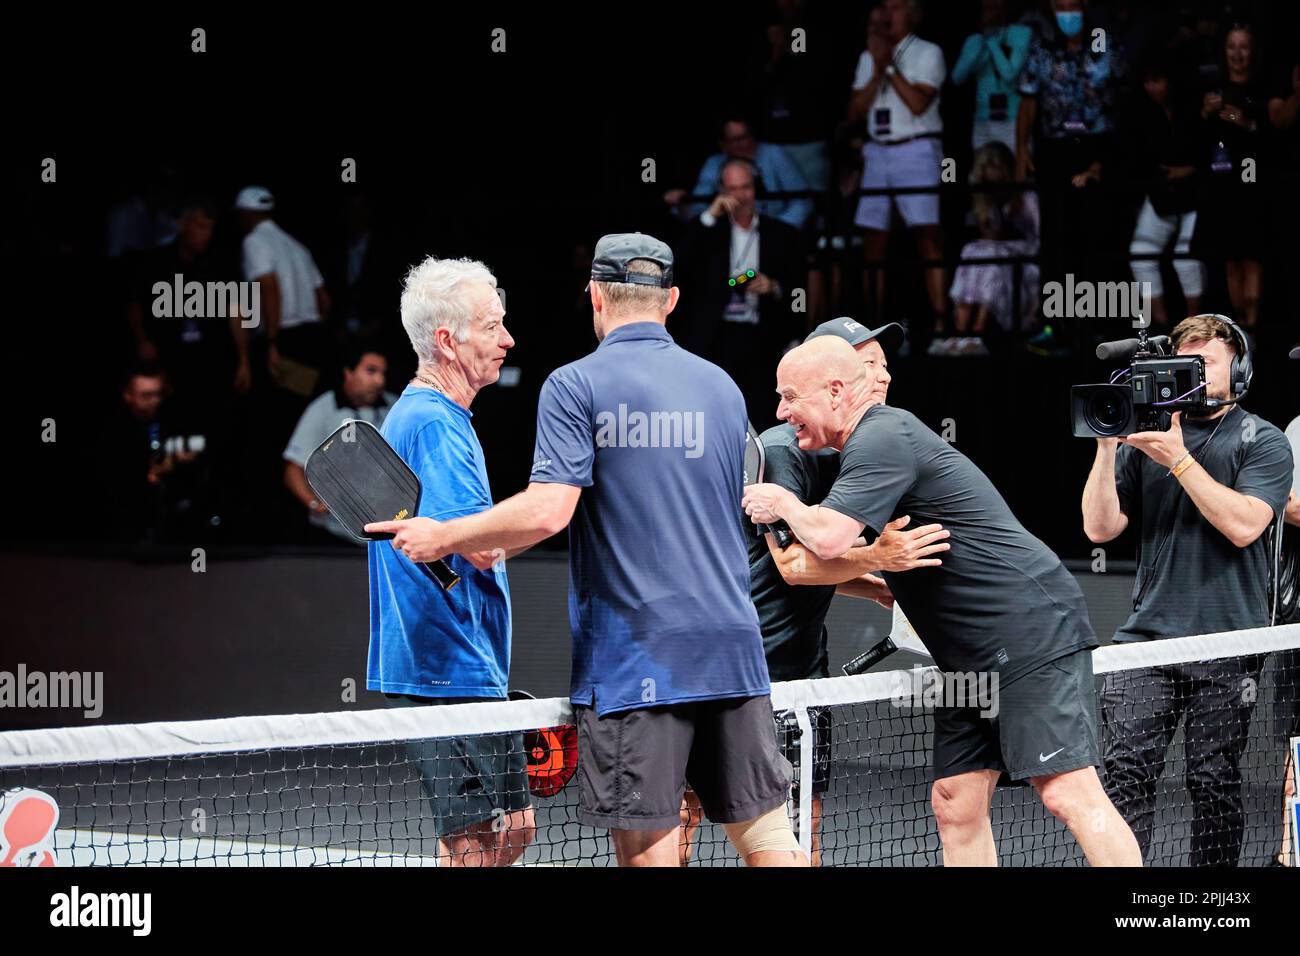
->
[[793, 706, 814, 859]]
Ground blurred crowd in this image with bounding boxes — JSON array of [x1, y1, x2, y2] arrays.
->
[[88, 0, 1299, 546]]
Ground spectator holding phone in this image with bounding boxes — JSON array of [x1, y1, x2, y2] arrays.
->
[[847, 0, 948, 341]]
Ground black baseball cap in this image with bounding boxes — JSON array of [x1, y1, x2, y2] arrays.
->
[[805, 317, 905, 354], [590, 233, 674, 288]]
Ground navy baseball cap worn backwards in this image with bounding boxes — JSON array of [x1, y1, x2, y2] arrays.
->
[[590, 233, 674, 288]]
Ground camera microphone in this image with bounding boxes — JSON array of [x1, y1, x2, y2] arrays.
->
[[1095, 335, 1170, 362]]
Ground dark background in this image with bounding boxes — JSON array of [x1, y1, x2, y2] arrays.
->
[[2, 3, 1298, 726]]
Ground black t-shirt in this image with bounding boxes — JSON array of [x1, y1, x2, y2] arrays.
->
[[821, 405, 1096, 685], [1114, 408, 1294, 641], [746, 424, 841, 681]]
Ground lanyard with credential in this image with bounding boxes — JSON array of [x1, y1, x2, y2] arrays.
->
[[730, 225, 759, 278]]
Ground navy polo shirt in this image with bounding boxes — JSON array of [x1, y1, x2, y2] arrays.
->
[[530, 321, 770, 715]]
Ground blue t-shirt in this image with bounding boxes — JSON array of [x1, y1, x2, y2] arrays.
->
[[366, 385, 512, 698], [530, 322, 770, 716]]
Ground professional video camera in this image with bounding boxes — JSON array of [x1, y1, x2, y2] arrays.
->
[[1071, 328, 1206, 437]]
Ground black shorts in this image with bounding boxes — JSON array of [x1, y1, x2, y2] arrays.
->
[[384, 693, 531, 838], [777, 707, 832, 796], [932, 648, 1101, 783], [575, 695, 792, 830]]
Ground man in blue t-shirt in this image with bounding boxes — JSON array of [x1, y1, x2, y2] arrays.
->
[[364, 255, 534, 867], [369, 233, 807, 867]]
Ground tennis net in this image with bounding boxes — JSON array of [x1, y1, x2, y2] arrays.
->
[[1, 624, 1297, 866]]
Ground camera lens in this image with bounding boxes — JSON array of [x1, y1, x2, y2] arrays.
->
[[1084, 390, 1129, 436]]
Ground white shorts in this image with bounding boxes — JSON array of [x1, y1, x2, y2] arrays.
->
[[855, 137, 943, 230]]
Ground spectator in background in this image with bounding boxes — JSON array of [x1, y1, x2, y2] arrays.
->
[[1127, 59, 1203, 330], [945, 141, 1040, 356], [951, 0, 1033, 151], [1017, 0, 1127, 352], [847, 0, 947, 342], [236, 186, 332, 406], [126, 198, 251, 436], [754, 0, 835, 192], [666, 117, 814, 231], [283, 341, 396, 544], [673, 158, 806, 428], [1190, 24, 1268, 332], [96, 364, 204, 543]]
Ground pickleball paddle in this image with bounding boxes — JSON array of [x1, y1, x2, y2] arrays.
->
[[304, 420, 460, 591], [744, 422, 795, 548]]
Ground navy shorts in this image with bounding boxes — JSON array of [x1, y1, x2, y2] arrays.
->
[[385, 693, 531, 838], [575, 695, 792, 830]]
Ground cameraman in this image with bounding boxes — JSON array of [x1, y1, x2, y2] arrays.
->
[[1081, 313, 1294, 866]]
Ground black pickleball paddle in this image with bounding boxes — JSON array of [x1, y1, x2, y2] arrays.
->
[[304, 420, 460, 591]]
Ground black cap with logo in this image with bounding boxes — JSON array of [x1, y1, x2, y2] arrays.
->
[[805, 317, 905, 354]]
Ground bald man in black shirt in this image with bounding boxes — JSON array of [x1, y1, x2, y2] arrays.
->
[[744, 336, 1142, 866]]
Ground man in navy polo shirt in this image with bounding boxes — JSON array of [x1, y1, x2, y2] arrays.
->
[[365, 255, 534, 867], [371, 233, 807, 867]]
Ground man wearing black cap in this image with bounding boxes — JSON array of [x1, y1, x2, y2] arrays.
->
[[680, 316, 951, 865], [376, 233, 807, 866]]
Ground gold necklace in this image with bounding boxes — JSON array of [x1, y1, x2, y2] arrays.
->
[[415, 374, 445, 395]]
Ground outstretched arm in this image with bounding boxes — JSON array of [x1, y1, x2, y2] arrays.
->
[[366, 483, 581, 563]]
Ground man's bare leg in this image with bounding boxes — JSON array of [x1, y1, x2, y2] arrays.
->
[[679, 789, 703, 865], [933, 770, 999, 866], [612, 826, 680, 867], [438, 807, 536, 867], [1031, 767, 1142, 866], [808, 795, 823, 867]]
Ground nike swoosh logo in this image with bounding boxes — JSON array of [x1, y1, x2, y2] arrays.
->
[[1039, 748, 1065, 763]]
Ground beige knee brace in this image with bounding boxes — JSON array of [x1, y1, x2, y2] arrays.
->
[[723, 803, 803, 858]]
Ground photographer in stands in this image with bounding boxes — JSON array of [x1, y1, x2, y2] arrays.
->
[[1081, 313, 1294, 866]]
